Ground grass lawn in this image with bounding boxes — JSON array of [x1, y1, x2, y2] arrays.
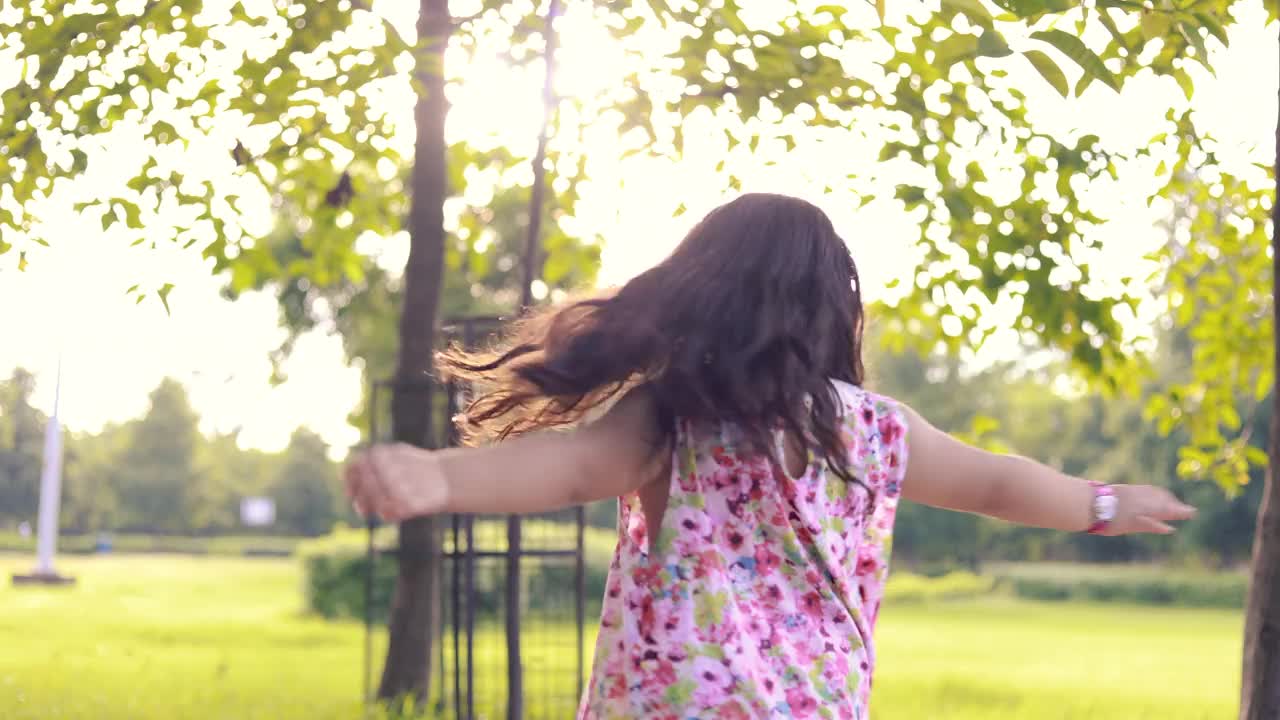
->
[[0, 554, 1243, 719]]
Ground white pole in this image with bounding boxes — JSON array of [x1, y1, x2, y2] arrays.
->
[[33, 355, 64, 577]]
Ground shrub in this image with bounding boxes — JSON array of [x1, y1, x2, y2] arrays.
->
[[884, 572, 996, 604], [992, 563, 1246, 609]]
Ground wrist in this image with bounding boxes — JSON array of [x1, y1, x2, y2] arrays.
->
[[431, 449, 458, 514]]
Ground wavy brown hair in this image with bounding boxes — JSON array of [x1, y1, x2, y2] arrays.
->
[[439, 193, 867, 483]]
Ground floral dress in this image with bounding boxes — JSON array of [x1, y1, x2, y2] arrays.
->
[[580, 381, 909, 719]]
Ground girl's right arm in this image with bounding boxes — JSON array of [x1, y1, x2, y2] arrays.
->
[[898, 404, 1196, 535]]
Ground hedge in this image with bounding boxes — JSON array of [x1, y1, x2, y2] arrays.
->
[[991, 563, 1247, 609], [0, 531, 299, 557]]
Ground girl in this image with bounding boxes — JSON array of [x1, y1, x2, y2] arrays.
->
[[345, 193, 1196, 719]]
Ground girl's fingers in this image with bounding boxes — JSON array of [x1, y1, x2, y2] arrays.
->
[[356, 460, 392, 521], [1164, 499, 1197, 521], [1134, 515, 1176, 535]]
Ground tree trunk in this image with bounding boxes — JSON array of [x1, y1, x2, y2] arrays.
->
[[1240, 31, 1280, 719], [378, 0, 451, 704]]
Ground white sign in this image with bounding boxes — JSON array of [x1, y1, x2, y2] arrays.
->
[[240, 497, 276, 527]]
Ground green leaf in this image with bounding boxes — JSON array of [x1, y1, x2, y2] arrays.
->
[[121, 201, 142, 229], [1181, 22, 1210, 66], [1074, 72, 1094, 96], [1031, 30, 1120, 92], [126, 284, 139, 294], [935, 33, 980, 67], [976, 29, 1014, 58], [157, 283, 175, 315], [1096, 10, 1129, 51], [1246, 446, 1269, 466], [875, 0, 885, 23], [152, 120, 178, 141], [940, 0, 994, 25], [1140, 11, 1173, 41], [1174, 71, 1194, 100], [70, 149, 88, 173], [1023, 50, 1068, 97], [1194, 12, 1229, 47]]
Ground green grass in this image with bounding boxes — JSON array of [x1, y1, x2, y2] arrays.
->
[[0, 555, 1243, 719]]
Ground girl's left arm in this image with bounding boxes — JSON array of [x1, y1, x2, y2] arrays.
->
[[345, 387, 667, 521]]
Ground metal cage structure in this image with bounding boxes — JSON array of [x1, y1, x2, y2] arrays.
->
[[364, 316, 588, 720]]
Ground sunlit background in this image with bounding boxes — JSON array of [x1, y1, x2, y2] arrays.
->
[[2, 0, 1273, 459]]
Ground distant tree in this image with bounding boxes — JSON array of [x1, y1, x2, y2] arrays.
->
[[61, 423, 127, 534], [116, 379, 199, 533], [0, 368, 45, 525], [270, 428, 340, 537]]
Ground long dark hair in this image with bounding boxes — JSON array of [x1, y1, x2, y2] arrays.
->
[[440, 193, 867, 483]]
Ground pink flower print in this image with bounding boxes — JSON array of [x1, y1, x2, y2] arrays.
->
[[786, 686, 819, 718], [800, 591, 824, 620], [714, 701, 752, 720], [856, 546, 879, 576], [633, 563, 660, 587], [691, 657, 733, 706], [677, 467, 700, 492], [712, 446, 734, 469], [823, 653, 850, 685], [627, 516, 647, 547], [878, 416, 903, 445], [671, 505, 712, 540], [606, 674, 627, 699], [637, 594, 658, 641], [754, 545, 781, 576], [640, 650, 678, 686], [694, 548, 723, 579], [722, 521, 748, 553]]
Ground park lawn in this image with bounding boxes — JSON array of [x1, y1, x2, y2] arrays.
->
[[0, 554, 1242, 719]]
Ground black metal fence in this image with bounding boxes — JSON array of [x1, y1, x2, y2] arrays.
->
[[366, 316, 588, 719]]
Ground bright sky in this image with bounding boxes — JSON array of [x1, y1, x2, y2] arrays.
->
[[1, 1, 1274, 459]]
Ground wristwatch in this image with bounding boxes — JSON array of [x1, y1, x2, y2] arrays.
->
[[1087, 481, 1118, 535]]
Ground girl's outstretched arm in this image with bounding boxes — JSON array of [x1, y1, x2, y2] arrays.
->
[[899, 404, 1196, 535], [345, 387, 667, 522]]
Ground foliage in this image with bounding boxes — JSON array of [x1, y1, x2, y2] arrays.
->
[[871, 336, 1265, 571], [0, 369, 347, 538], [1, 0, 1269, 491]]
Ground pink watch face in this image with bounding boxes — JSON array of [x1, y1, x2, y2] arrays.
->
[[1095, 494, 1118, 523]]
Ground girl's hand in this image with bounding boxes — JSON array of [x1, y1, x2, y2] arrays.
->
[[344, 443, 448, 522], [1102, 484, 1197, 536]]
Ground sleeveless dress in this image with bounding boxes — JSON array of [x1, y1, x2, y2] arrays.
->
[[579, 381, 909, 719]]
